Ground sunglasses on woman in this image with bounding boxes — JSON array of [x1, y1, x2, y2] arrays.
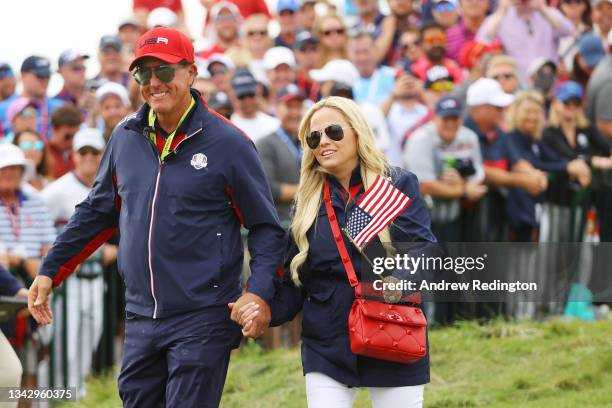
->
[[19, 141, 44, 151], [323, 28, 345, 37], [133, 64, 183, 85], [306, 124, 349, 149]]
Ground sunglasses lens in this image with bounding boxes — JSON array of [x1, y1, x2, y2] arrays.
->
[[156, 66, 175, 83], [134, 69, 152, 85], [306, 131, 321, 149], [325, 125, 344, 141]]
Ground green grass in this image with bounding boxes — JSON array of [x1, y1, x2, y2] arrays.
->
[[61, 319, 612, 407]]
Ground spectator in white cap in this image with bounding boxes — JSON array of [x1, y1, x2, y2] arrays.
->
[[94, 82, 132, 141], [0, 143, 55, 279], [309, 59, 360, 98], [205, 53, 236, 95], [133, 0, 188, 35], [147, 7, 178, 29], [41, 127, 117, 400], [199, 1, 242, 59], [464, 78, 549, 241], [263, 46, 297, 102]]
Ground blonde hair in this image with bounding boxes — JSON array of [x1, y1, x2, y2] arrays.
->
[[506, 90, 546, 138], [486, 55, 518, 78], [314, 12, 348, 65], [290, 97, 391, 284], [548, 100, 590, 128]]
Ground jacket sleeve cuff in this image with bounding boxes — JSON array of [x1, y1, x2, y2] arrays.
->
[[246, 276, 276, 304]]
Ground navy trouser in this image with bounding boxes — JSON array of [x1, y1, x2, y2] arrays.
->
[[118, 306, 242, 408]]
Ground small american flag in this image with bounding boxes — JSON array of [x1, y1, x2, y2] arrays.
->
[[345, 175, 411, 250]]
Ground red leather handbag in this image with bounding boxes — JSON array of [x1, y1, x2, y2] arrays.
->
[[323, 179, 427, 364]]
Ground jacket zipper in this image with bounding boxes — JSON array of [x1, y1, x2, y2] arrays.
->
[[148, 155, 163, 319], [146, 127, 202, 319]]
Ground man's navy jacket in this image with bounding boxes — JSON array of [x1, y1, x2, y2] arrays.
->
[[39, 90, 285, 319]]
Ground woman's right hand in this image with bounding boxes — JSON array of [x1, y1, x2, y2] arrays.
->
[[567, 159, 591, 187]]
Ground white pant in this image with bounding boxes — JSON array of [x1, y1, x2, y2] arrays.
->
[[0, 331, 22, 408], [305, 372, 424, 408]]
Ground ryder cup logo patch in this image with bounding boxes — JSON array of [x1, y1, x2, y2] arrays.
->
[[190, 153, 208, 170]]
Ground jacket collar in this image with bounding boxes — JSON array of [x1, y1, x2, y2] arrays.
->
[[123, 88, 206, 139], [327, 163, 364, 209]]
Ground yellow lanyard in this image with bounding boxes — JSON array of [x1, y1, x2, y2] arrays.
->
[[148, 97, 196, 161]]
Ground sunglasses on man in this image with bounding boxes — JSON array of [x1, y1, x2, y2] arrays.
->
[[306, 124, 350, 149], [132, 63, 185, 85]]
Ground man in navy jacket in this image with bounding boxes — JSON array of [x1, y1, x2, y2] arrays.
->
[[27, 27, 285, 407]]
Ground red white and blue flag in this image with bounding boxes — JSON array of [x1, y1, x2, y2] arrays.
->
[[345, 175, 411, 250]]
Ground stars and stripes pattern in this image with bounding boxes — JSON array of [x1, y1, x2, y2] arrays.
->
[[345, 175, 411, 250]]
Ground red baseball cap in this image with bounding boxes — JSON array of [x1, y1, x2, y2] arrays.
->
[[129, 27, 194, 71]]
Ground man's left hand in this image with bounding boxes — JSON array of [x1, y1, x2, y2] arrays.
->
[[228, 292, 270, 338]]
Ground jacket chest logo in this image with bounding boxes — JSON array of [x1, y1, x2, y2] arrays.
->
[[190, 153, 208, 170]]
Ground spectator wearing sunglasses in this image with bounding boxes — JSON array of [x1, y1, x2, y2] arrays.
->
[[446, 0, 490, 63], [274, 0, 300, 49], [2, 98, 39, 144], [541, 81, 612, 240], [395, 28, 424, 76], [423, 65, 457, 110], [13, 130, 51, 191], [0, 62, 17, 104], [486, 54, 522, 95], [376, 0, 421, 65], [242, 14, 272, 84], [231, 69, 280, 142], [235, 96, 436, 407], [30, 27, 284, 407], [411, 22, 465, 85], [476, 0, 574, 82], [432, 0, 460, 29], [314, 12, 349, 65], [0, 56, 63, 141], [46, 106, 82, 179]]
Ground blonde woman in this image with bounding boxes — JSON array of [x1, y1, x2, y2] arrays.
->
[[505, 90, 591, 241], [314, 12, 349, 65], [237, 97, 435, 407]]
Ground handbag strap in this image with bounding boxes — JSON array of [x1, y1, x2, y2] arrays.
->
[[323, 178, 363, 298]]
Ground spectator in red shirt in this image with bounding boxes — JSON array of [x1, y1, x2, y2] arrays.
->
[[198, 1, 242, 59], [411, 22, 465, 84], [45, 106, 82, 180]]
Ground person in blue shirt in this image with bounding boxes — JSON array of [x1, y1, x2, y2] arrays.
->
[[0, 56, 64, 141], [236, 96, 436, 408]]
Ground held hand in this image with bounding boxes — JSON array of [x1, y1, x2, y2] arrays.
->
[[16, 288, 30, 317], [567, 159, 591, 187], [383, 276, 402, 304], [229, 292, 271, 338], [465, 181, 488, 202], [441, 168, 463, 186], [28, 276, 54, 325]]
